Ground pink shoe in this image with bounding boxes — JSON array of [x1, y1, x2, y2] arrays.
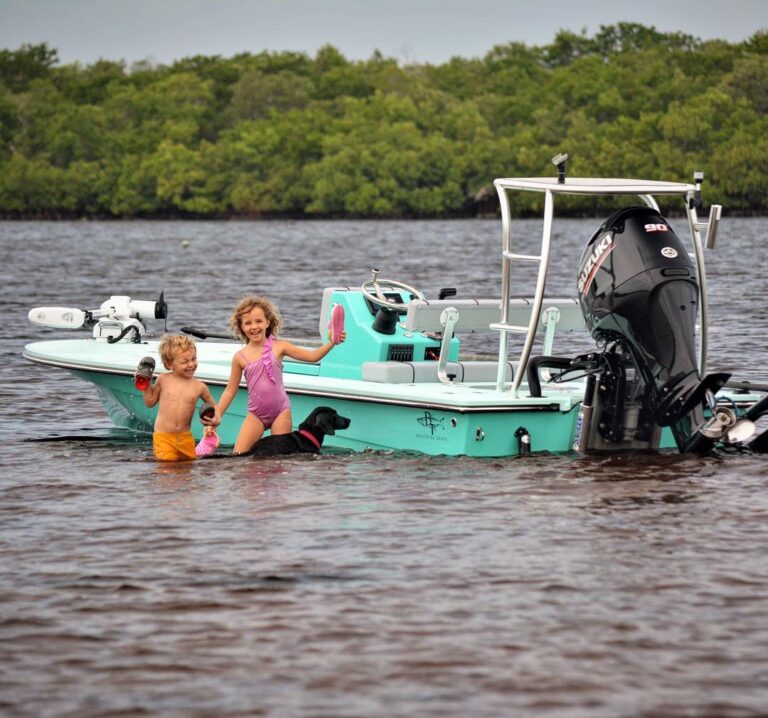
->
[[328, 303, 345, 344], [195, 430, 220, 457]]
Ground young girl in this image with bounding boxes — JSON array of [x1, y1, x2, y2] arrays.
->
[[215, 295, 344, 454]]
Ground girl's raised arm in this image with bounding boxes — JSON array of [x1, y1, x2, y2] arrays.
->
[[277, 338, 340, 364]]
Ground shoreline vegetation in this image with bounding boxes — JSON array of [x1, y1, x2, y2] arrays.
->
[[1, 23, 767, 220]]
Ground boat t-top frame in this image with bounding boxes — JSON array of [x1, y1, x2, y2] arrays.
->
[[492, 166, 722, 396]]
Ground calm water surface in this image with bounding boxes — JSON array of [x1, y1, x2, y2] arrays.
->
[[2, 218, 768, 717]]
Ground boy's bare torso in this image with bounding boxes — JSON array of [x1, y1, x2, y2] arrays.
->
[[154, 373, 206, 433]]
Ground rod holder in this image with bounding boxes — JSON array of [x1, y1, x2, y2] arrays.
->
[[551, 152, 568, 184]]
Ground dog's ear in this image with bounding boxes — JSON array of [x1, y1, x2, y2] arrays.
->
[[298, 407, 321, 430]]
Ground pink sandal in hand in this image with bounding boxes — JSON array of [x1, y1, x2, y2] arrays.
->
[[328, 303, 345, 344], [195, 429, 220, 457]]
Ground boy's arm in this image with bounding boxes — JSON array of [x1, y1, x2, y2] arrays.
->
[[199, 382, 218, 426], [143, 374, 162, 407]]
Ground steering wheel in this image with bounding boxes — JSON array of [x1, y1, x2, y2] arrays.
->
[[361, 269, 426, 311]]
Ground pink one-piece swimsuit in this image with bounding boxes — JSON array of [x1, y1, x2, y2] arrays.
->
[[241, 336, 291, 427]]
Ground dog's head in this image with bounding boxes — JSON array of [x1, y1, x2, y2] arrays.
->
[[300, 406, 351, 436]]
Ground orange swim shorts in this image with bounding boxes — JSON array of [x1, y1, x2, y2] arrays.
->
[[153, 431, 196, 461]]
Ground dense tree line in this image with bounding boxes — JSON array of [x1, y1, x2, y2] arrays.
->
[[0, 23, 767, 218]]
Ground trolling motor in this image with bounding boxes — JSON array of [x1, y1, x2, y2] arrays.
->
[[28, 293, 167, 343], [573, 206, 749, 453]]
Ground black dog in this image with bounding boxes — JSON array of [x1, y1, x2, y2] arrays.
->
[[245, 406, 351, 457]]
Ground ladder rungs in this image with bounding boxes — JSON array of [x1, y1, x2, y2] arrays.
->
[[503, 251, 541, 262], [490, 322, 529, 333]]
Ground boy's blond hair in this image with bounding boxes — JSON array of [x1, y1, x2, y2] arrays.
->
[[158, 334, 197, 369], [229, 296, 282, 342]]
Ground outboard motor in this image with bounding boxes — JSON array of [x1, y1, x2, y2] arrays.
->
[[575, 206, 732, 453]]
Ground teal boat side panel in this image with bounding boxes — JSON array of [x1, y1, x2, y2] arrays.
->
[[288, 393, 581, 456], [74, 365, 581, 456], [71, 369, 248, 444]]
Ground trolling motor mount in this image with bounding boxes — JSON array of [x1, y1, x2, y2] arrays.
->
[[28, 293, 167, 343]]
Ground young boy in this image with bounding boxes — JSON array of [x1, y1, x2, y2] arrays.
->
[[139, 334, 217, 461]]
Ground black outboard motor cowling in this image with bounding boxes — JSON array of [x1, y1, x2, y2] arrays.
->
[[576, 206, 730, 452], [579, 207, 700, 410]]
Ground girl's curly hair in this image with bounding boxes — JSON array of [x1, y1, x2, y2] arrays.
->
[[229, 296, 282, 342]]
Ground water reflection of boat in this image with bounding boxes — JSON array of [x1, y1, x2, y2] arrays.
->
[[23, 156, 768, 456]]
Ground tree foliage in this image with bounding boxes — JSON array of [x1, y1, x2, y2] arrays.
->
[[0, 26, 766, 218]]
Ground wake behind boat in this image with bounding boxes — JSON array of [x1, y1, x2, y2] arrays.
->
[[23, 156, 768, 456]]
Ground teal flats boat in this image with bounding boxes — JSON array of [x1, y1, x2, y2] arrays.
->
[[23, 159, 768, 456]]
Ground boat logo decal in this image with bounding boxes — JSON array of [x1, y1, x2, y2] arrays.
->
[[578, 233, 615, 295], [417, 411, 445, 435], [661, 247, 678, 258], [645, 223, 669, 233]]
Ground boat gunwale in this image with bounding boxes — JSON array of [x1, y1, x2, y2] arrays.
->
[[22, 347, 579, 414]]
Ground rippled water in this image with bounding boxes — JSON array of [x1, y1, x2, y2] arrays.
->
[[3, 218, 768, 717]]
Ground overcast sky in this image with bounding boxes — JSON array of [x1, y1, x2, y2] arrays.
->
[[1, 0, 766, 66]]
